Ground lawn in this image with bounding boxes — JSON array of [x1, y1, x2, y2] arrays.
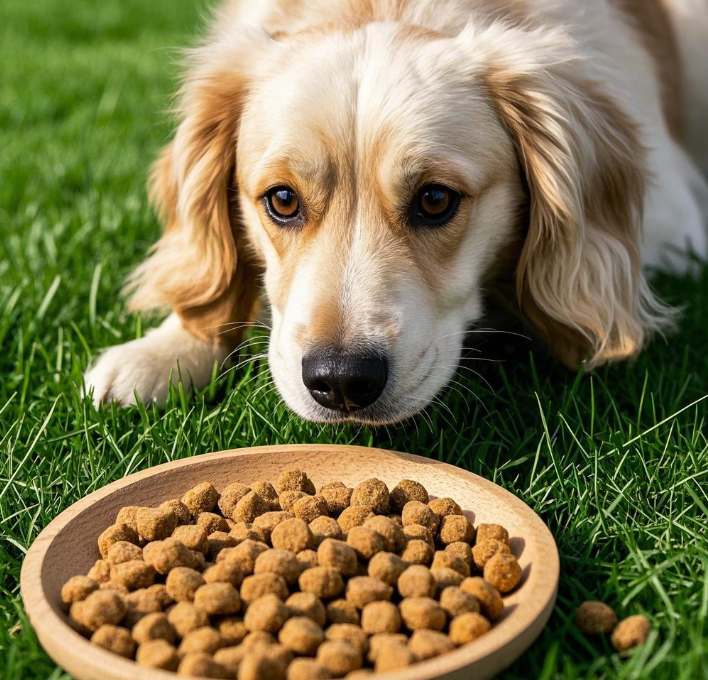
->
[[1, 1, 707, 678]]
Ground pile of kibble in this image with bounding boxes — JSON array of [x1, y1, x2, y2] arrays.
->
[[61, 470, 522, 679]]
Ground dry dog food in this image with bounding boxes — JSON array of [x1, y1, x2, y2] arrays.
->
[[575, 601, 651, 652], [62, 470, 523, 678]]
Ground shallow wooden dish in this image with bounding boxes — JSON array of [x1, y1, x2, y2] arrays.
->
[[21, 444, 559, 680]]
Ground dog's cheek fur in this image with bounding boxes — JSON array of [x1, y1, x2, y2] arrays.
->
[[456, 21, 675, 369]]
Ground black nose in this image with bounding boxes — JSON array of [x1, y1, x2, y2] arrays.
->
[[302, 349, 388, 412]]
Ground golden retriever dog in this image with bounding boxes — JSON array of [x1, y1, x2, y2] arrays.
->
[[85, 0, 708, 423]]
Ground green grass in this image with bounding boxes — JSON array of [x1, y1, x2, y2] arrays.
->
[[1, 1, 707, 678]]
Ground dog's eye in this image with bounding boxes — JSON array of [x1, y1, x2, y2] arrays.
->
[[411, 184, 461, 227], [264, 186, 301, 224]]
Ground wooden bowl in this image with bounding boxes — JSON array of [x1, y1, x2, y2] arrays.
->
[[21, 444, 559, 680]]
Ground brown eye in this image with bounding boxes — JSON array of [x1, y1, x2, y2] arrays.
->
[[412, 184, 461, 227], [265, 186, 301, 224]]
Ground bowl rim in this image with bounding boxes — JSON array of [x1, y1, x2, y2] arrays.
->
[[21, 443, 559, 680]]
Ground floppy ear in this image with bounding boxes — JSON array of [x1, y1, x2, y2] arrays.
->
[[461, 22, 674, 368], [126, 28, 269, 343]]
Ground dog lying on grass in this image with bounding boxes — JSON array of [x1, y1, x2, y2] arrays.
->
[[85, 0, 708, 423]]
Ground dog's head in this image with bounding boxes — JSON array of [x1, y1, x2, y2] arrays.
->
[[129, 17, 671, 423]]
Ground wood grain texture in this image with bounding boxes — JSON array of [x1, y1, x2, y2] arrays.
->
[[20, 444, 559, 680]]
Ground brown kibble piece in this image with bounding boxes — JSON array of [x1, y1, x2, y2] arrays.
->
[[196, 511, 229, 535], [472, 539, 511, 569], [323, 625, 367, 657], [409, 629, 456, 659], [167, 601, 209, 637], [361, 601, 401, 634], [401, 502, 439, 533], [460, 577, 503, 621], [431, 567, 465, 592], [177, 652, 227, 678], [484, 552, 522, 593], [293, 495, 329, 522], [136, 639, 179, 670], [253, 511, 295, 543], [116, 506, 141, 532], [476, 523, 509, 545], [220, 539, 269, 575], [299, 566, 344, 600], [178, 626, 223, 655], [319, 486, 352, 516], [375, 644, 416, 672], [207, 531, 239, 559], [272, 518, 314, 553], [61, 576, 99, 605], [287, 658, 332, 680], [310, 516, 343, 546], [70, 590, 126, 632], [297, 550, 319, 570], [143, 538, 198, 574], [575, 601, 619, 635], [242, 631, 277, 649], [389, 480, 429, 513], [136, 507, 177, 541], [250, 480, 280, 510], [432, 551, 470, 577], [239, 649, 288, 680], [110, 560, 155, 591], [244, 594, 290, 633], [350, 479, 389, 515], [611, 615, 651, 652], [181, 482, 219, 516], [399, 597, 446, 631], [218, 482, 251, 518], [91, 624, 135, 658], [397, 565, 436, 598], [88, 559, 111, 584], [233, 491, 269, 524], [347, 527, 385, 561], [367, 634, 408, 663], [166, 567, 205, 602], [445, 541, 473, 568], [255, 548, 303, 585], [217, 617, 248, 646], [98, 523, 139, 558], [172, 525, 209, 554], [345, 577, 393, 609], [439, 586, 480, 617], [241, 573, 289, 606], [438, 515, 475, 546], [194, 582, 241, 615], [132, 612, 176, 644], [400, 539, 434, 566], [403, 524, 435, 547], [279, 616, 324, 655], [364, 516, 405, 553], [327, 599, 360, 625], [317, 640, 362, 677], [159, 499, 191, 525], [280, 490, 308, 512], [337, 507, 375, 533], [428, 497, 462, 519], [367, 552, 407, 588], [277, 469, 316, 495], [229, 521, 259, 544], [106, 541, 143, 565], [204, 561, 244, 588], [449, 612, 491, 644], [285, 592, 326, 626], [318, 539, 358, 577], [123, 587, 168, 627]]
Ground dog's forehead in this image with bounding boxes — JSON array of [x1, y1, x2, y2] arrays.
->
[[241, 23, 506, 176]]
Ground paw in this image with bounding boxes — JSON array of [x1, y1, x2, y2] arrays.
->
[[83, 315, 227, 407]]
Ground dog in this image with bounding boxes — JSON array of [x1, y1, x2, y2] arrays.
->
[[84, 0, 708, 424]]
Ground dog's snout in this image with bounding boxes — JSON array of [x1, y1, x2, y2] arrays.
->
[[302, 349, 388, 412]]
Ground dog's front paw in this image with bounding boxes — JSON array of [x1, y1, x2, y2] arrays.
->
[[83, 314, 227, 407]]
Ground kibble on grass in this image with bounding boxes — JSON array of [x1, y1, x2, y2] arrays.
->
[[611, 615, 651, 652], [575, 601, 618, 635]]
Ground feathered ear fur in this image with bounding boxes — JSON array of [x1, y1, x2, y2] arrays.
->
[[458, 22, 675, 368], [126, 27, 270, 343]]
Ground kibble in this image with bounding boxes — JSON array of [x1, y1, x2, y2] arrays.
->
[[575, 601, 618, 635], [63, 470, 511, 676], [611, 615, 651, 652]]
